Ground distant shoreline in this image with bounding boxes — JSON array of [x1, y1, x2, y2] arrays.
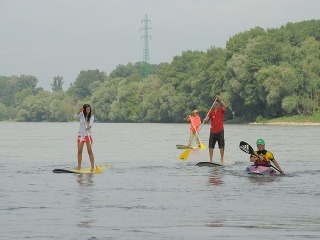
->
[[1, 120, 320, 125], [249, 122, 320, 126]]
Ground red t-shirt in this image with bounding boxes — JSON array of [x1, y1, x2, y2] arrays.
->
[[208, 107, 226, 133], [189, 115, 201, 132]]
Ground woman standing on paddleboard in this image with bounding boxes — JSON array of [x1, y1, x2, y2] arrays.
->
[[74, 104, 95, 172]]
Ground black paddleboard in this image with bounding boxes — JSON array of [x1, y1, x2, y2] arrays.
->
[[196, 162, 224, 167], [53, 169, 79, 173]]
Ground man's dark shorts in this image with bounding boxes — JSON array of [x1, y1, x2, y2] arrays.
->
[[209, 130, 225, 149]]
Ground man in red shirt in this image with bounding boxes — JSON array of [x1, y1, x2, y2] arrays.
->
[[204, 95, 227, 163]]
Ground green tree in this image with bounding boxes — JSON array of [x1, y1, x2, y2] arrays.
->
[[91, 79, 119, 121], [255, 64, 298, 118], [109, 62, 160, 79], [296, 37, 320, 113], [68, 69, 106, 100], [226, 27, 266, 55], [109, 62, 141, 79], [0, 76, 14, 106], [11, 75, 38, 92], [13, 88, 34, 107], [0, 102, 7, 120], [196, 47, 228, 107], [51, 76, 64, 92], [108, 75, 144, 122]]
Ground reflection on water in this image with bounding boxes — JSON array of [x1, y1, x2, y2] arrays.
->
[[77, 219, 93, 229], [247, 175, 281, 184], [207, 219, 224, 227], [208, 168, 224, 186], [76, 174, 95, 229], [206, 169, 225, 228], [77, 174, 94, 187]]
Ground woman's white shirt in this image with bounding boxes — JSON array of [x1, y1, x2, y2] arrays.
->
[[74, 113, 94, 137]]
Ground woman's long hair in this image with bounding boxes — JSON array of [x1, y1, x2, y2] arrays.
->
[[82, 104, 92, 122]]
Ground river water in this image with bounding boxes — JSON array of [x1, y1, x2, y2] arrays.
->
[[0, 122, 319, 240]]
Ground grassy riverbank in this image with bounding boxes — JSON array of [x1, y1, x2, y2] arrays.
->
[[226, 111, 320, 125], [265, 113, 320, 124]]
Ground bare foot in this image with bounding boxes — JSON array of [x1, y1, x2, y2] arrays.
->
[[75, 166, 81, 170]]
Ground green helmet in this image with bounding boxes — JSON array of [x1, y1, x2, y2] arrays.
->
[[256, 138, 265, 145]]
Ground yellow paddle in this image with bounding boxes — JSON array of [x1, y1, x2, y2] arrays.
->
[[179, 148, 190, 161], [95, 165, 103, 174], [179, 140, 205, 160], [198, 140, 206, 150]]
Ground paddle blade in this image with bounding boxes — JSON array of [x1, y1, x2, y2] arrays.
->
[[199, 142, 206, 150], [95, 165, 103, 174], [179, 148, 190, 161], [239, 141, 255, 155]]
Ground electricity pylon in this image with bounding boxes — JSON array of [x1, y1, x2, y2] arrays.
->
[[140, 14, 152, 78]]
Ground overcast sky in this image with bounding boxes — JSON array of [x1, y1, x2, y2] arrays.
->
[[0, 0, 319, 90]]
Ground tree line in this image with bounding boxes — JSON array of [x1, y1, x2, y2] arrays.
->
[[1, 19, 319, 122]]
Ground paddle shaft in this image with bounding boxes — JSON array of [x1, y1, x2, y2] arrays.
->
[[250, 150, 282, 174], [269, 161, 282, 174], [198, 97, 217, 133]]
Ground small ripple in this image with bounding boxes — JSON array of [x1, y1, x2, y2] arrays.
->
[[1, 206, 49, 211], [96, 203, 168, 211]]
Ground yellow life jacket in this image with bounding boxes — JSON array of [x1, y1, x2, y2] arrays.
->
[[252, 150, 274, 166]]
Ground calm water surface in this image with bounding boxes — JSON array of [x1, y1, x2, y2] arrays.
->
[[0, 122, 320, 240]]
